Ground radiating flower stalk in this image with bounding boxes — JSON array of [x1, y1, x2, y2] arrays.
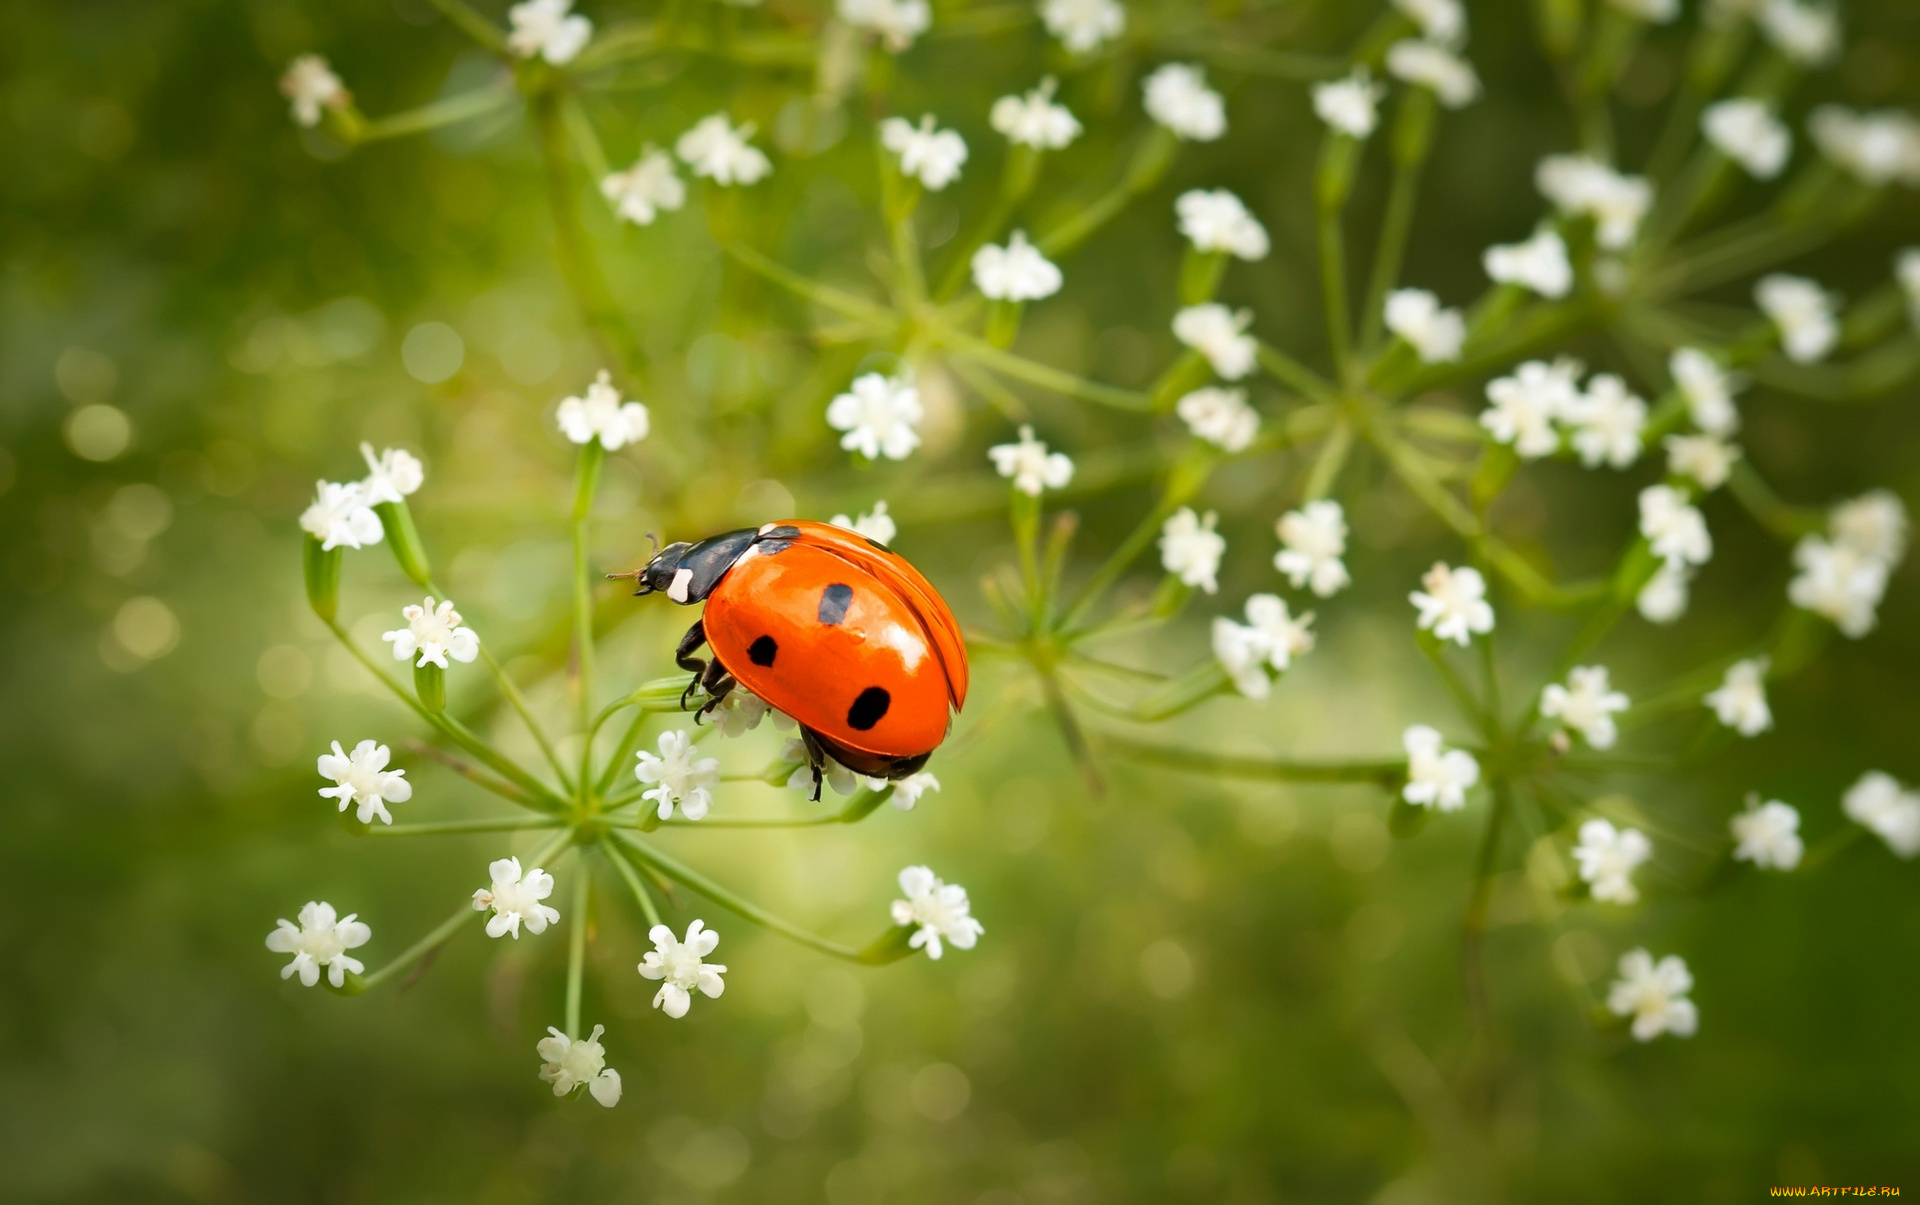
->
[[278, 0, 1918, 1090]]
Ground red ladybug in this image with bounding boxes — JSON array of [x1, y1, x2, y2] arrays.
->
[[624, 520, 968, 797]]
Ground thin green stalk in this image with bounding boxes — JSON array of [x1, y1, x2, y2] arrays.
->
[[612, 833, 866, 961], [564, 860, 590, 1036], [1419, 634, 1488, 739], [601, 841, 663, 928], [1461, 781, 1513, 1034], [940, 331, 1152, 411], [360, 85, 514, 141], [368, 817, 567, 837], [571, 443, 605, 790], [360, 901, 476, 991], [532, 92, 645, 374], [724, 243, 900, 328], [1108, 739, 1406, 785], [425, 0, 507, 52]]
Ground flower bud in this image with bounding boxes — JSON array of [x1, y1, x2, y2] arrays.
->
[[304, 536, 342, 621], [415, 661, 447, 712], [856, 923, 920, 966], [375, 500, 432, 587]]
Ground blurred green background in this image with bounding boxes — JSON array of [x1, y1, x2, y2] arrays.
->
[[4, 0, 1920, 1201]]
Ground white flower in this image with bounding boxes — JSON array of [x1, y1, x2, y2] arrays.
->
[[1664, 433, 1739, 490], [536, 1025, 622, 1106], [1392, 0, 1466, 45], [1159, 508, 1226, 594], [1384, 289, 1466, 363], [1788, 536, 1889, 637], [837, 0, 930, 50], [1757, 0, 1839, 66], [1573, 818, 1652, 903], [1830, 489, 1909, 566], [890, 866, 983, 959], [1731, 799, 1802, 870], [783, 739, 860, 797], [1542, 666, 1630, 750], [1401, 725, 1480, 812], [1566, 373, 1646, 469], [1175, 189, 1269, 261], [990, 77, 1081, 150], [1312, 69, 1385, 139], [1843, 771, 1920, 858], [1213, 594, 1316, 698], [1481, 358, 1580, 458], [1142, 63, 1226, 141], [829, 500, 898, 545], [1536, 154, 1653, 249], [1808, 106, 1920, 188], [634, 729, 720, 821], [1702, 98, 1791, 179], [556, 370, 650, 450], [1176, 387, 1259, 453], [383, 597, 480, 669], [1274, 500, 1349, 597], [1705, 658, 1772, 736], [265, 901, 370, 988], [1756, 274, 1838, 364], [1409, 562, 1494, 646], [1607, 949, 1698, 1041], [1609, 0, 1679, 21], [1636, 561, 1692, 624], [1173, 304, 1257, 381], [1899, 249, 1920, 330], [1041, 0, 1125, 53], [711, 689, 773, 738], [881, 115, 968, 190], [471, 856, 561, 939], [675, 114, 772, 186], [316, 739, 412, 825], [1385, 41, 1481, 109], [280, 55, 347, 128], [1639, 484, 1712, 567], [827, 373, 923, 461], [1483, 227, 1573, 298], [988, 424, 1074, 496], [506, 0, 592, 64], [972, 230, 1062, 302], [888, 771, 941, 810], [1670, 347, 1742, 435], [300, 480, 383, 551], [358, 443, 424, 506], [638, 920, 728, 1018], [600, 149, 686, 226]]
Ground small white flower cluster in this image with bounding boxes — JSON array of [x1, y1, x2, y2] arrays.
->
[[1704, 658, 1772, 737], [473, 856, 561, 939], [1384, 289, 1466, 364], [1789, 490, 1909, 637], [639, 919, 729, 1016], [1142, 64, 1226, 141], [830, 500, 898, 545], [837, 0, 931, 51], [299, 443, 425, 551], [1542, 665, 1630, 750], [1844, 771, 1920, 859], [1174, 303, 1257, 381], [1386, 40, 1481, 110], [1755, 273, 1839, 364], [1702, 98, 1792, 179], [1176, 387, 1259, 453], [1214, 594, 1315, 698], [1409, 562, 1494, 647], [1041, 0, 1125, 54], [974, 231, 1063, 302], [1573, 817, 1652, 903], [1636, 484, 1712, 623], [1754, 0, 1841, 67], [317, 739, 412, 825], [1159, 508, 1225, 594], [384, 596, 481, 669], [989, 425, 1075, 496], [1608, 948, 1697, 1042], [1175, 189, 1269, 262], [599, 112, 773, 226], [1274, 500, 1350, 598], [1312, 69, 1384, 140], [1731, 797, 1803, 870], [1536, 154, 1653, 250], [1807, 106, 1920, 189], [280, 55, 348, 128], [992, 78, 1081, 150], [556, 370, 650, 449], [507, 0, 592, 64], [1402, 725, 1479, 812], [1483, 226, 1573, 299], [635, 729, 721, 821], [1478, 359, 1648, 470], [536, 1025, 623, 1107], [882, 115, 968, 190], [891, 866, 985, 958], [266, 901, 371, 989], [828, 372, 924, 462]]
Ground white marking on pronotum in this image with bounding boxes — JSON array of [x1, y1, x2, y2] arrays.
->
[[668, 567, 694, 603], [758, 522, 780, 536]]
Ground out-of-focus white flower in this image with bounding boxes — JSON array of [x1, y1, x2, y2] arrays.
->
[[1484, 227, 1573, 298], [1757, 0, 1840, 65], [828, 373, 923, 461], [1385, 41, 1481, 109], [1671, 347, 1742, 435], [711, 689, 773, 738], [1830, 489, 1909, 566], [973, 230, 1063, 302], [1609, 0, 1679, 21], [1608, 949, 1698, 1041], [601, 149, 686, 226], [1481, 358, 1580, 458], [507, 0, 593, 64], [1898, 249, 1920, 330], [1665, 433, 1739, 491], [1756, 274, 1838, 363], [1159, 508, 1226, 594], [1843, 771, 1920, 858], [888, 771, 941, 810], [1703, 99, 1791, 179], [989, 424, 1074, 496], [1173, 304, 1257, 380], [383, 597, 480, 668], [991, 77, 1081, 149], [890, 866, 984, 959], [1639, 484, 1712, 567], [829, 501, 897, 545], [1637, 561, 1692, 624], [1143, 63, 1226, 141], [472, 856, 561, 939], [317, 739, 412, 825], [1313, 69, 1385, 139], [1041, 0, 1125, 53], [881, 115, 968, 190], [1402, 725, 1479, 812], [635, 729, 720, 821], [1573, 818, 1652, 903], [557, 370, 650, 450], [1789, 537, 1889, 637], [837, 0, 931, 50], [1536, 154, 1653, 249], [1705, 658, 1772, 736], [1274, 500, 1349, 597], [300, 480, 383, 551], [1176, 189, 1269, 261], [281, 55, 348, 128], [536, 1025, 622, 1106], [638, 920, 728, 1017], [1212, 594, 1315, 698], [1392, 0, 1466, 46], [1730, 799, 1802, 870], [675, 114, 772, 186], [1410, 562, 1494, 646], [1566, 374, 1647, 469], [1384, 288, 1466, 363], [1808, 106, 1920, 188], [266, 901, 370, 988], [358, 443, 424, 506], [1542, 666, 1630, 749], [1176, 387, 1259, 453]]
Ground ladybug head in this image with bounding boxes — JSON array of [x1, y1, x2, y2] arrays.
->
[[625, 528, 760, 605], [628, 539, 695, 599]]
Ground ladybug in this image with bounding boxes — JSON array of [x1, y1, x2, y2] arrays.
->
[[623, 520, 968, 798]]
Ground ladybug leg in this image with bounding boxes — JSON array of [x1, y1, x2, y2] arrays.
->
[[694, 667, 735, 722], [674, 620, 709, 710], [798, 727, 829, 803]]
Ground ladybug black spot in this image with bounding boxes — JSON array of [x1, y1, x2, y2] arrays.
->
[[818, 583, 854, 624], [847, 686, 891, 730], [748, 635, 778, 666]]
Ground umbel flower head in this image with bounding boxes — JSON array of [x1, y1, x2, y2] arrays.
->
[[472, 856, 562, 939], [317, 739, 412, 825], [1703, 98, 1792, 179], [989, 425, 1075, 496], [638, 919, 728, 1017], [1401, 725, 1480, 812], [973, 231, 1062, 302], [1213, 593, 1315, 698], [1142, 63, 1226, 141], [383, 597, 481, 669], [1274, 500, 1350, 598], [280, 55, 348, 128], [1173, 303, 1257, 380], [1608, 949, 1698, 1042], [1705, 658, 1772, 736], [881, 115, 968, 190], [1176, 387, 1259, 453], [1175, 189, 1269, 261], [557, 370, 650, 450], [536, 1025, 622, 1106], [1484, 227, 1573, 298], [1384, 288, 1465, 363], [1639, 485, 1712, 568], [1393, 0, 1466, 46], [1731, 799, 1803, 871], [266, 901, 370, 989], [1536, 154, 1652, 249], [1409, 562, 1494, 646], [1566, 374, 1647, 469], [1573, 818, 1652, 903], [1664, 433, 1739, 491], [1670, 347, 1742, 435], [635, 729, 720, 821], [1843, 771, 1920, 859], [890, 866, 984, 959], [676, 114, 772, 186], [1807, 105, 1920, 189], [1313, 69, 1384, 139], [506, 0, 592, 65], [1756, 273, 1838, 363], [838, 0, 931, 51], [300, 480, 383, 551], [829, 501, 897, 546], [358, 443, 424, 505], [1159, 508, 1226, 594], [828, 372, 924, 462], [1386, 40, 1481, 109], [991, 77, 1081, 149], [1542, 666, 1630, 749], [1481, 358, 1580, 458], [1041, 0, 1124, 54], [601, 149, 686, 226]]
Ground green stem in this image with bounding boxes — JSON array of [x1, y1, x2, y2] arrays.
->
[[612, 833, 867, 961], [1359, 92, 1433, 354], [368, 817, 567, 837], [360, 902, 475, 991], [1109, 739, 1406, 784], [571, 443, 605, 791], [564, 859, 590, 1037], [425, 0, 507, 53], [601, 842, 663, 928], [360, 85, 515, 142]]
